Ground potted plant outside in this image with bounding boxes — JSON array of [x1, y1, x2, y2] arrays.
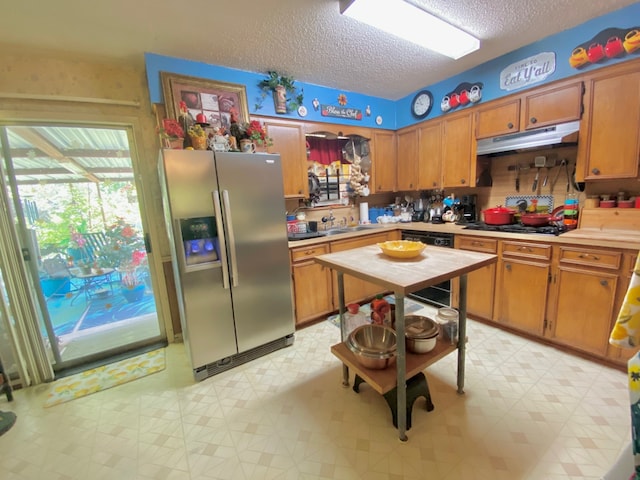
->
[[257, 71, 304, 114]]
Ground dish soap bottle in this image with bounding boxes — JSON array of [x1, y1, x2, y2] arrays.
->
[[344, 303, 368, 335]]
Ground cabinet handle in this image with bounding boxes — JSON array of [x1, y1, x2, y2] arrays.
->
[[507, 122, 514, 129], [505, 263, 512, 271], [517, 246, 533, 252], [591, 168, 600, 175], [578, 253, 600, 261], [304, 249, 316, 255], [432, 182, 437, 187], [471, 241, 483, 246], [460, 179, 466, 184], [530, 117, 537, 124], [600, 279, 608, 286]]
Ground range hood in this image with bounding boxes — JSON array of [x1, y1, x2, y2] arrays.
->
[[476, 121, 580, 155]]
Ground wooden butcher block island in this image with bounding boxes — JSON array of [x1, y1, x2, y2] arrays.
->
[[315, 244, 497, 441]]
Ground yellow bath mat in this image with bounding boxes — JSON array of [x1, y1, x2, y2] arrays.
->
[[44, 348, 165, 408]]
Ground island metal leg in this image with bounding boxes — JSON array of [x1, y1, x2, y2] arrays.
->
[[394, 292, 408, 441], [337, 272, 349, 387], [457, 274, 467, 394]]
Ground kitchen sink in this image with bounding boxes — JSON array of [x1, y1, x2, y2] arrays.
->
[[322, 225, 383, 235]]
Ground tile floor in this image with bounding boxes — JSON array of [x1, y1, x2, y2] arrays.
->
[[0, 305, 633, 479]]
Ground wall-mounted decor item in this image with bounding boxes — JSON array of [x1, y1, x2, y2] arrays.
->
[[320, 104, 363, 120], [160, 72, 249, 133], [569, 26, 640, 69], [256, 71, 304, 114], [500, 52, 556, 91], [411, 90, 433, 119], [440, 82, 483, 113]]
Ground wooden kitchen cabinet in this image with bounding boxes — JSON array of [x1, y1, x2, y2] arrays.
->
[[475, 99, 520, 139], [290, 243, 333, 326], [494, 240, 552, 336], [417, 121, 442, 189], [475, 79, 583, 139], [454, 235, 497, 320], [371, 129, 397, 193], [262, 118, 308, 198], [521, 79, 583, 129], [577, 62, 640, 180], [441, 111, 476, 187], [330, 231, 399, 306], [396, 126, 419, 191], [547, 246, 620, 357]]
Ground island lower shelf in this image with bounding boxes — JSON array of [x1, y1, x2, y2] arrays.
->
[[331, 340, 457, 395]]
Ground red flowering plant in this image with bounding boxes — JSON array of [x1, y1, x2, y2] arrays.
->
[[158, 118, 185, 140], [241, 120, 273, 147]]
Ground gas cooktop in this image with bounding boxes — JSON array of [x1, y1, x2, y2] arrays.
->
[[460, 222, 567, 236]]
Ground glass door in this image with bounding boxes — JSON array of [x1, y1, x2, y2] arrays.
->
[[0, 123, 165, 372]]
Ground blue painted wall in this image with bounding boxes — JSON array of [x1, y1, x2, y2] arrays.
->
[[145, 2, 640, 131], [145, 54, 397, 129]]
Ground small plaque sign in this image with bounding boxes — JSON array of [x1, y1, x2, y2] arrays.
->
[[320, 104, 363, 120], [500, 52, 556, 91]]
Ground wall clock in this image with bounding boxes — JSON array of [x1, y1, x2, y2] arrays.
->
[[411, 90, 433, 119]]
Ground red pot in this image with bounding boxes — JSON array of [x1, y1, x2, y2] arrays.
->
[[482, 206, 515, 225]]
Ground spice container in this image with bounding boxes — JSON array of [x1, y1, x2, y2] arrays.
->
[[436, 307, 459, 345], [584, 196, 600, 209]]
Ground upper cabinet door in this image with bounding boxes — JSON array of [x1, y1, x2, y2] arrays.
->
[[396, 127, 419, 191], [475, 99, 520, 139], [371, 130, 397, 193], [417, 121, 442, 190], [264, 119, 308, 198], [578, 66, 640, 180], [521, 80, 583, 130], [442, 112, 476, 187]]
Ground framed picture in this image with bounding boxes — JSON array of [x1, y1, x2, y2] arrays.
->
[[160, 72, 249, 132]]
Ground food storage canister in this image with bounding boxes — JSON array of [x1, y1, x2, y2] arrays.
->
[[436, 307, 459, 345]]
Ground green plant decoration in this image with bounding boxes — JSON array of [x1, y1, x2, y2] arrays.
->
[[255, 71, 304, 113]]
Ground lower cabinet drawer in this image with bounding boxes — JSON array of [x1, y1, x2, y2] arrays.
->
[[501, 241, 551, 261], [291, 244, 329, 263], [456, 236, 497, 253], [558, 246, 621, 270]]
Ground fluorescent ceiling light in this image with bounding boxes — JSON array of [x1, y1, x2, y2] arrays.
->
[[340, 0, 480, 59]]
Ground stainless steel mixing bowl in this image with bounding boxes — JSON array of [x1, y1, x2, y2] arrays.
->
[[347, 324, 397, 369]]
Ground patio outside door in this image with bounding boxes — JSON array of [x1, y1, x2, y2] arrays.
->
[[0, 124, 164, 373]]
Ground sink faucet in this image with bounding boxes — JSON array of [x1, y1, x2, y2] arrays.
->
[[321, 209, 336, 229]]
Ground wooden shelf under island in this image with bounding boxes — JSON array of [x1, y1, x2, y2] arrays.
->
[[331, 338, 458, 395]]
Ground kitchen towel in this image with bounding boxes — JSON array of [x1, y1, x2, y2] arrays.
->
[[608, 250, 640, 479], [359, 202, 369, 223]]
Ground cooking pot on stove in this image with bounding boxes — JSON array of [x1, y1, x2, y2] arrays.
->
[[482, 206, 515, 225]]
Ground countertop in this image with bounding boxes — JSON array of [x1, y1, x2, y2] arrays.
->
[[288, 221, 640, 251], [314, 244, 497, 293]]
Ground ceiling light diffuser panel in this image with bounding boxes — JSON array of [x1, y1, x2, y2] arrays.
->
[[340, 0, 480, 59]]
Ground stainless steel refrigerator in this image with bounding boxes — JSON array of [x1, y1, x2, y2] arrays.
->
[[159, 149, 294, 381]]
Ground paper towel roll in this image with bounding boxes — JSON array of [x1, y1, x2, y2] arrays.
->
[[359, 202, 369, 223]]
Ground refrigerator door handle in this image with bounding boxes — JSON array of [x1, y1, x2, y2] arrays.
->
[[221, 189, 239, 287], [213, 190, 231, 290]]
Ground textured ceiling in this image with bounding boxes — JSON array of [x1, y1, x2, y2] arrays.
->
[[0, 0, 636, 99]]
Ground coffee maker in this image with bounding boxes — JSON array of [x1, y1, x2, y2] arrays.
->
[[460, 195, 477, 222]]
